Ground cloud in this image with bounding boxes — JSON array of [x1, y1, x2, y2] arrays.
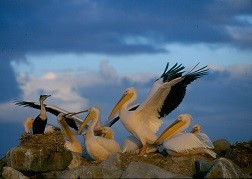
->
[[0, 61, 251, 155], [0, 61, 22, 102], [1, 0, 251, 63]]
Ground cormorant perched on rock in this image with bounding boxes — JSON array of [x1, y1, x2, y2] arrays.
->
[[32, 95, 51, 134]]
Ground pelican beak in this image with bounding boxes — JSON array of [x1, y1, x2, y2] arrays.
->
[[154, 118, 187, 145], [77, 110, 96, 134], [65, 110, 88, 117], [108, 92, 133, 120], [190, 128, 196, 133]]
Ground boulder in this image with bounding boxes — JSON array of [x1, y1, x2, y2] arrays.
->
[[60, 165, 120, 178], [121, 161, 189, 178], [195, 158, 245, 178], [68, 152, 83, 170], [99, 153, 123, 178], [225, 141, 252, 168], [164, 154, 214, 176], [60, 153, 123, 178], [2, 166, 29, 179], [6, 146, 72, 172], [0, 156, 7, 177], [213, 139, 231, 155], [6, 132, 73, 172]]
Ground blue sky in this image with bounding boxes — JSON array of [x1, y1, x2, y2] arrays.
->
[[0, 0, 252, 156]]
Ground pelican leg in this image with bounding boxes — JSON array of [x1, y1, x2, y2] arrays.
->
[[139, 144, 147, 156]]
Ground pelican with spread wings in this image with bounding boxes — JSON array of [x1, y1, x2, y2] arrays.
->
[[107, 62, 209, 155]]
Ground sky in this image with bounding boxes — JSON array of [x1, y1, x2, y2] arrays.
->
[[0, 0, 252, 156]]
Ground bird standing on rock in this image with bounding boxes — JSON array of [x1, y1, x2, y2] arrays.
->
[[108, 62, 209, 156], [32, 95, 51, 134]]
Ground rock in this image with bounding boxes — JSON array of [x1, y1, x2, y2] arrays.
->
[[164, 154, 214, 176], [99, 153, 123, 178], [59, 165, 119, 178], [213, 139, 231, 155], [121, 161, 190, 178], [196, 157, 245, 178], [2, 166, 29, 179], [6, 146, 72, 172], [194, 160, 212, 178], [225, 141, 252, 168], [60, 154, 123, 178], [0, 156, 7, 177], [41, 170, 68, 179], [68, 152, 83, 169]]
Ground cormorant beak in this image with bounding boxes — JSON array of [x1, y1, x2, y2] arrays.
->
[[108, 92, 133, 120], [154, 118, 187, 145]]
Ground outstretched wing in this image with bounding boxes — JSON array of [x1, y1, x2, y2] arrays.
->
[[104, 103, 140, 127], [159, 64, 209, 117], [14, 101, 83, 131]]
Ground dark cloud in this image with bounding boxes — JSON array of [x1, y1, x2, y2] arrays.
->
[[0, 0, 251, 155], [1, 0, 251, 61], [0, 61, 22, 102]]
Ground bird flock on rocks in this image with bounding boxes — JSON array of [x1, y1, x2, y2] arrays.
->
[[14, 62, 217, 162]]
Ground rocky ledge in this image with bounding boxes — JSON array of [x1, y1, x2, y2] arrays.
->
[[0, 133, 251, 178]]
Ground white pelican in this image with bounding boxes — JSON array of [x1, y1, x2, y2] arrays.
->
[[44, 124, 61, 133], [156, 115, 216, 158], [94, 126, 115, 139], [122, 113, 192, 154], [108, 63, 209, 155], [122, 135, 157, 154], [57, 112, 85, 154], [23, 117, 34, 133], [78, 107, 122, 162]]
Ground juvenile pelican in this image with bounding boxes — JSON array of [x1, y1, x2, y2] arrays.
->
[[157, 116, 216, 158], [108, 63, 209, 155], [78, 107, 122, 162], [31, 95, 51, 134], [57, 112, 85, 154]]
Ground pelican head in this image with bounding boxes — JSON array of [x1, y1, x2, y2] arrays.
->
[[94, 127, 115, 139], [109, 87, 137, 120], [77, 107, 100, 134], [154, 113, 192, 145], [39, 94, 51, 102], [191, 124, 201, 134]]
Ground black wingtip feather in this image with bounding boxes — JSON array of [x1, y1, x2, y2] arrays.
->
[[158, 62, 185, 82]]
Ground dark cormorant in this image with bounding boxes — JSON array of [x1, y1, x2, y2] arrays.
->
[[32, 94, 51, 134]]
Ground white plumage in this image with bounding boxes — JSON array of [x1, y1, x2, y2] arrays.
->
[[78, 107, 121, 162], [161, 118, 216, 158], [122, 135, 157, 154], [57, 113, 82, 154], [108, 63, 209, 155]]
